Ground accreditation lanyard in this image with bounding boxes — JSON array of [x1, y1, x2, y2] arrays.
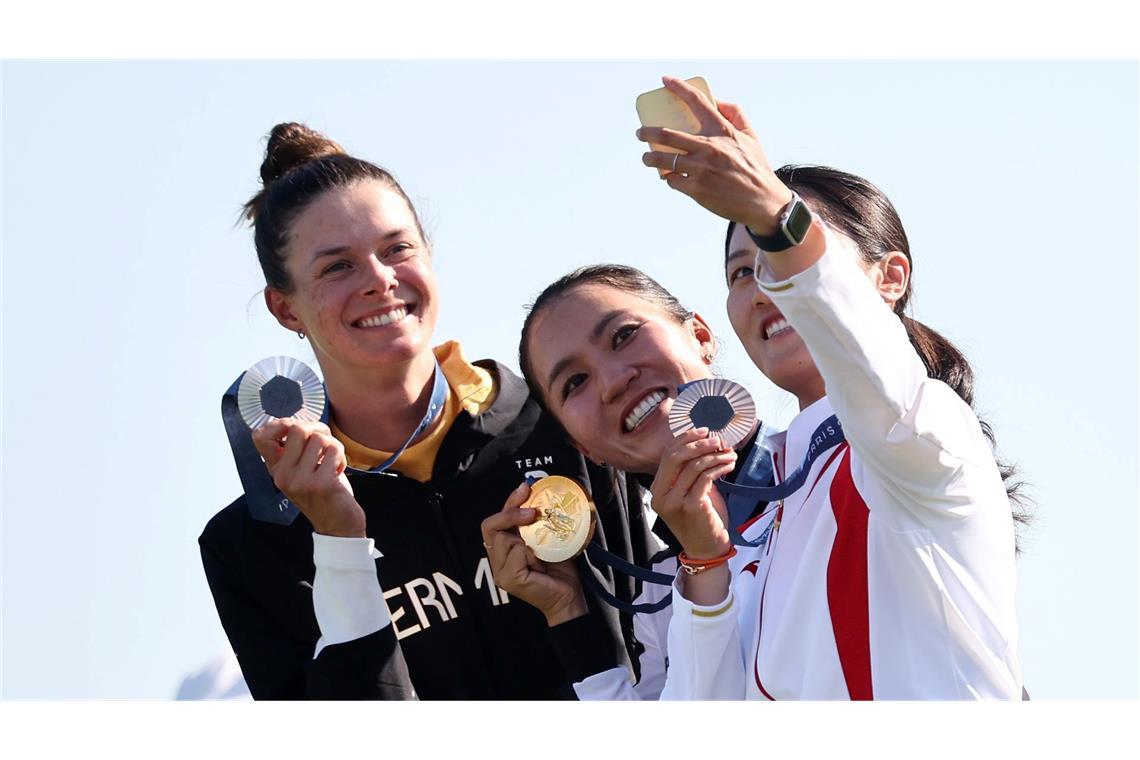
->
[[221, 361, 448, 525]]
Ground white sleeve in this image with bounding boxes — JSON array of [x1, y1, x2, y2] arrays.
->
[[659, 577, 745, 700], [311, 534, 391, 658], [758, 230, 1000, 509]]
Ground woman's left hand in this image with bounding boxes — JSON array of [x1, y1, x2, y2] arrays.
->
[[636, 76, 793, 236]]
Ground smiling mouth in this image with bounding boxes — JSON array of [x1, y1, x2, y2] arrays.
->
[[764, 317, 794, 340], [354, 305, 413, 328], [623, 390, 668, 433]]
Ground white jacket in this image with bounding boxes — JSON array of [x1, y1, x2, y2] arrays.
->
[[661, 232, 1022, 700]]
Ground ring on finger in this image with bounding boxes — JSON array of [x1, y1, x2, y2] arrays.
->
[[671, 153, 679, 173]]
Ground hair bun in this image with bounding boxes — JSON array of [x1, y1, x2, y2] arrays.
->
[[259, 122, 346, 186]]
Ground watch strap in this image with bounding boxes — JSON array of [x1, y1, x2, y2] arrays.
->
[[745, 193, 808, 253]]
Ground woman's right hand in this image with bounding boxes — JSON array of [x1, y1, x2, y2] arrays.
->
[[650, 428, 738, 606], [480, 482, 589, 627], [251, 419, 366, 538], [649, 428, 737, 560]]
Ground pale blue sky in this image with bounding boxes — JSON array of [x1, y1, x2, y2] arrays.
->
[[2, 61, 1136, 698]]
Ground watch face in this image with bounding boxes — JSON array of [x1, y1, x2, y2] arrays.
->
[[785, 200, 813, 244]]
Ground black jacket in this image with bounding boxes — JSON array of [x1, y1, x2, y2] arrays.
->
[[200, 361, 657, 699]]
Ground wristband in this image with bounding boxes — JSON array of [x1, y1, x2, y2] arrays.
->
[[677, 546, 738, 575]]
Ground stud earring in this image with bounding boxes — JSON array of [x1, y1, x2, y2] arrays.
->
[[297, 331, 306, 339]]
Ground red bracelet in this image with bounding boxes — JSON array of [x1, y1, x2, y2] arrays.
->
[[677, 546, 738, 575]]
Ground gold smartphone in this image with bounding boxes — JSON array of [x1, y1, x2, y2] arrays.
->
[[635, 77, 715, 176]]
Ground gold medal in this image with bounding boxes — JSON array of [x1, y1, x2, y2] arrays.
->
[[517, 476, 596, 563]]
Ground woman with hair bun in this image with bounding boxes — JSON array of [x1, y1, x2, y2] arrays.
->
[[627, 78, 1028, 699], [199, 123, 655, 699]]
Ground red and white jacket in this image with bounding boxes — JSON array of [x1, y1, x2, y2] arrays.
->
[[661, 232, 1023, 700]]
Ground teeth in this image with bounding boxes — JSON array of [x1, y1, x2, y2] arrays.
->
[[765, 318, 790, 339], [623, 390, 667, 433], [357, 307, 407, 328]]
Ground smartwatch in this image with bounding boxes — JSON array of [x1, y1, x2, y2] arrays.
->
[[746, 192, 813, 253]]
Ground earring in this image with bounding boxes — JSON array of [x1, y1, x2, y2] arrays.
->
[[297, 331, 306, 339]]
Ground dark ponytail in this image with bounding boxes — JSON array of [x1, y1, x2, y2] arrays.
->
[[731, 165, 1033, 547]]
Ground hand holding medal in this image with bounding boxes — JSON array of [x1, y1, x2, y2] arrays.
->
[[650, 379, 758, 562], [480, 479, 593, 626], [231, 357, 364, 538]]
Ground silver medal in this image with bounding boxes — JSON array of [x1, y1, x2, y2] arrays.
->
[[236, 356, 325, 431]]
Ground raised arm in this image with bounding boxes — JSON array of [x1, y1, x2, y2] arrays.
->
[[638, 77, 999, 501]]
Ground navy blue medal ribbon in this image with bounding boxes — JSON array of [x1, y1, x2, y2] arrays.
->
[[719, 425, 778, 547], [222, 359, 448, 525], [564, 390, 845, 614], [575, 434, 781, 614], [715, 414, 844, 503], [581, 543, 676, 614]]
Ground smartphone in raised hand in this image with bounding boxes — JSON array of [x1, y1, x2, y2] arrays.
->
[[636, 77, 715, 176]]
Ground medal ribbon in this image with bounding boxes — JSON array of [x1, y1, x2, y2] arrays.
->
[[581, 543, 677, 614], [718, 423, 778, 547], [716, 414, 844, 502], [568, 416, 845, 615], [222, 360, 448, 524]]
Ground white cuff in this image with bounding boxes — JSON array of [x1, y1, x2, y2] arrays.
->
[[311, 534, 391, 658], [574, 667, 640, 701], [671, 572, 735, 621], [754, 223, 844, 295]]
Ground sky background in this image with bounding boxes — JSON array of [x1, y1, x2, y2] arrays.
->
[[2, 60, 1137, 699]]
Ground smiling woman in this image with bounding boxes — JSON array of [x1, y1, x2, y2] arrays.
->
[[520, 266, 716, 474], [480, 263, 743, 699], [198, 123, 659, 700], [630, 77, 1029, 700]]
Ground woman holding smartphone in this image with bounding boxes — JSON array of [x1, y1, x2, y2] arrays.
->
[[199, 122, 655, 699], [633, 78, 1026, 699], [485, 83, 1026, 699]]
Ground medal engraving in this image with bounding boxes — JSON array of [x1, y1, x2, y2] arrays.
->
[[236, 356, 326, 431], [518, 476, 596, 563], [668, 378, 757, 449]]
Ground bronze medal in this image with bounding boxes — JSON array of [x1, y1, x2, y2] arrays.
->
[[668, 378, 757, 449]]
